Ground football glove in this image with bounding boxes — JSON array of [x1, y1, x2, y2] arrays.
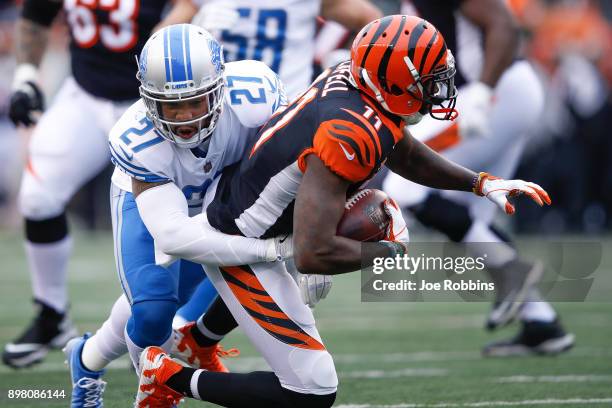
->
[[298, 273, 333, 308], [192, 1, 240, 38], [473, 172, 552, 215], [266, 234, 293, 262], [457, 81, 493, 140], [9, 64, 44, 127], [382, 198, 410, 243]]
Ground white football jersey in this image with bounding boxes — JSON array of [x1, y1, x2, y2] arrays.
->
[[109, 60, 286, 213], [206, 0, 321, 99]]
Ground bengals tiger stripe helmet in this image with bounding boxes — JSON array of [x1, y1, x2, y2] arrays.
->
[[350, 15, 458, 123]]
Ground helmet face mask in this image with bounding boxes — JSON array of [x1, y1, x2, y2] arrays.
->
[[407, 53, 458, 121], [137, 24, 226, 149], [140, 77, 225, 147], [350, 15, 458, 122]]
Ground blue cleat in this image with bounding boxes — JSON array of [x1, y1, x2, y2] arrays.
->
[[63, 333, 106, 407]]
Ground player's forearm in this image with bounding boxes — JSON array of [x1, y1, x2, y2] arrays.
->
[[387, 128, 476, 192], [479, 21, 519, 86], [321, 0, 382, 31], [135, 182, 274, 266], [294, 236, 392, 275], [462, 0, 519, 87], [15, 18, 50, 66], [293, 155, 393, 275]]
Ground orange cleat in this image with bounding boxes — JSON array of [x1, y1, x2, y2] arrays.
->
[[172, 322, 239, 372], [136, 346, 184, 408]]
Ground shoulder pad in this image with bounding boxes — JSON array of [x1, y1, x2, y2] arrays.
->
[[108, 101, 170, 183], [224, 60, 287, 128]]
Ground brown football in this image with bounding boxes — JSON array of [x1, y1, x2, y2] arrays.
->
[[336, 189, 390, 242]]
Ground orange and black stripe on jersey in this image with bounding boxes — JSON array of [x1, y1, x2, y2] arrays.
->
[[220, 265, 325, 351]]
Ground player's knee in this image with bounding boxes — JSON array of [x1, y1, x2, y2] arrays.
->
[[18, 174, 65, 220], [130, 300, 177, 346], [289, 350, 338, 395], [281, 388, 336, 408]]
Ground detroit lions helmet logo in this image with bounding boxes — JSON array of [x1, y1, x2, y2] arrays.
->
[[138, 45, 148, 76], [208, 39, 224, 74]]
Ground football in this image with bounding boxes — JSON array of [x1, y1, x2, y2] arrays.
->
[[337, 189, 391, 242]]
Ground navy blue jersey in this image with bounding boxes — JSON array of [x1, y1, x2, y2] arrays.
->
[[64, 0, 168, 101], [206, 61, 404, 239]]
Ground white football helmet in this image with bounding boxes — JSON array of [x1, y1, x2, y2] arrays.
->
[[137, 24, 225, 148]]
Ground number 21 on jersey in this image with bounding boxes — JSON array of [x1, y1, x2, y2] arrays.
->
[[65, 0, 139, 52]]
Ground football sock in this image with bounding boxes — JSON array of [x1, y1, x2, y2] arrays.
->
[[82, 295, 130, 371], [520, 289, 556, 323], [166, 368, 336, 407], [411, 193, 472, 242], [192, 296, 238, 347], [125, 326, 173, 372], [24, 215, 72, 313], [125, 327, 145, 371]]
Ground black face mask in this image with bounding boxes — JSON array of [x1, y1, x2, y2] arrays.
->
[[408, 63, 458, 121]]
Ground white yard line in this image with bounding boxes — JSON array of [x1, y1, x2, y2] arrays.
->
[[495, 375, 612, 383], [336, 398, 612, 408], [340, 368, 448, 379]]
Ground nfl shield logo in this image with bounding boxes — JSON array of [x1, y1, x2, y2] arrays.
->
[[203, 161, 212, 173]]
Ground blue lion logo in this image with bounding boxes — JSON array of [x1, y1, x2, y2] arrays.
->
[[139, 46, 148, 76], [208, 39, 223, 74]]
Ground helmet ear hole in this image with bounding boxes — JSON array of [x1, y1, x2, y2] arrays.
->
[[390, 84, 404, 96]]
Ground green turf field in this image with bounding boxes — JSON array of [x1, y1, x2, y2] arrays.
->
[[1, 230, 611, 407]]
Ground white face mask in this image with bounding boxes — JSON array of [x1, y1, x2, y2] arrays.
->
[[403, 112, 423, 125]]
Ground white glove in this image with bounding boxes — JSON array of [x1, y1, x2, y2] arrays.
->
[[457, 81, 493, 140], [382, 198, 410, 243], [264, 234, 294, 262], [473, 172, 552, 215], [298, 274, 333, 308], [9, 64, 44, 127], [285, 259, 332, 308], [192, 1, 240, 38]]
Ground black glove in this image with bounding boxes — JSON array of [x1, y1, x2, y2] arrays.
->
[[9, 81, 44, 127]]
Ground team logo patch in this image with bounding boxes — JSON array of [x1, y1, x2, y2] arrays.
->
[[208, 39, 223, 74], [139, 46, 148, 76]]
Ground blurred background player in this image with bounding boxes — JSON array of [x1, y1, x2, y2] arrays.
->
[[172, 0, 383, 328], [192, 0, 382, 100], [2, 0, 201, 369], [382, 0, 575, 355]]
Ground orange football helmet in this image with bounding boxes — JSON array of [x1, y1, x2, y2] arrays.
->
[[350, 15, 458, 123]]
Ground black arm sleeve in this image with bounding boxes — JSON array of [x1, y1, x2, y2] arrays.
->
[[22, 0, 63, 27]]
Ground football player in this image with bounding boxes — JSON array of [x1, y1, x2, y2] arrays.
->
[[383, 0, 575, 355], [135, 15, 551, 407], [2, 0, 202, 369], [180, 0, 382, 319], [174, 0, 383, 327], [63, 24, 294, 407], [193, 0, 383, 99]]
